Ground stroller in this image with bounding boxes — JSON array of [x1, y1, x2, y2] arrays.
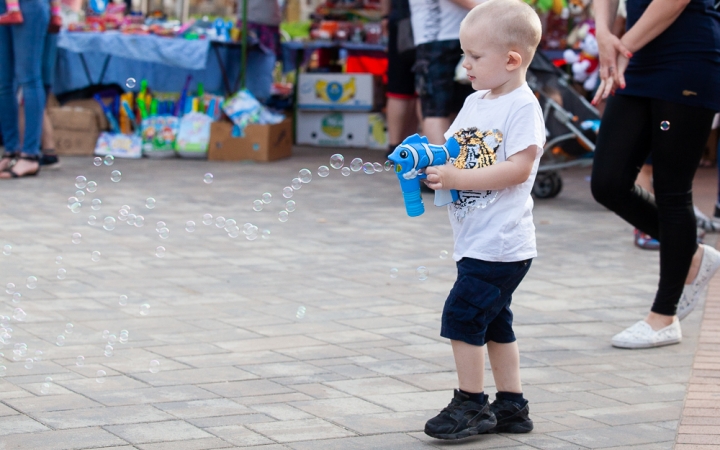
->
[[526, 51, 601, 198]]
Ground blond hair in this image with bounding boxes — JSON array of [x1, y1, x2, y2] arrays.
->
[[462, 0, 542, 65]]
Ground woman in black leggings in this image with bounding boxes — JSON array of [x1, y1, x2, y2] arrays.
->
[[591, 0, 720, 349]]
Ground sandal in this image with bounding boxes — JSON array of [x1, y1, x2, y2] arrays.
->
[[0, 152, 18, 172], [0, 154, 40, 179]]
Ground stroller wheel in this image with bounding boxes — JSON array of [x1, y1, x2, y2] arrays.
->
[[533, 172, 563, 199]]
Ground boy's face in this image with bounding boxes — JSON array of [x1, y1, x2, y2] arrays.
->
[[459, 24, 517, 92]]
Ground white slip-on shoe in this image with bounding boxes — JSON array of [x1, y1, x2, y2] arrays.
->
[[611, 318, 682, 349], [677, 244, 720, 320]]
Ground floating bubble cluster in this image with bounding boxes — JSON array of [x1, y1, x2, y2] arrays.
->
[[416, 266, 429, 281]]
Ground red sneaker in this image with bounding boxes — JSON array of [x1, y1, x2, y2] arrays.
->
[[48, 14, 62, 33], [0, 10, 23, 25]]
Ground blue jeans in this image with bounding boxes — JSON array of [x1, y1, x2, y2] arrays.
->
[[0, 0, 49, 156]]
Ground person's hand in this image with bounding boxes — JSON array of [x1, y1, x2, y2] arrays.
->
[[424, 163, 460, 190], [592, 31, 633, 105]]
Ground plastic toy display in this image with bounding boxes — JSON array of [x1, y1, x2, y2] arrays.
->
[[388, 134, 460, 217]]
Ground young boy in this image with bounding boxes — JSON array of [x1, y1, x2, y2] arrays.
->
[[421, 0, 544, 440]]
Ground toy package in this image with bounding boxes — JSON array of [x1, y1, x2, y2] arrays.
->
[[141, 116, 179, 158], [94, 132, 142, 159], [175, 112, 213, 158], [222, 89, 284, 137]]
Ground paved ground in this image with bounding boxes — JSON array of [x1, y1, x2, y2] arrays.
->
[[0, 147, 716, 449]]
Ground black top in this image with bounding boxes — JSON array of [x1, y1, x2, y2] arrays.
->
[[620, 0, 720, 111]]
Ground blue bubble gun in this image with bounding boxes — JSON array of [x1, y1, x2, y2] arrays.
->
[[388, 134, 461, 217]]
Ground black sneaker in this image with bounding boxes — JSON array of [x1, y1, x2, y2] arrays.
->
[[487, 398, 533, 433], [424, 389, 496, 440], [39, 153, 61, 170]]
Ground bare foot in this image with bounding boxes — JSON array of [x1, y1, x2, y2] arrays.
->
[[685, 245, 704, 284], [0, 158, 39, 179], [644, 311, 675, 331]]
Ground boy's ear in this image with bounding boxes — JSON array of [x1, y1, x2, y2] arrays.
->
[[506, 51, 523, 71]]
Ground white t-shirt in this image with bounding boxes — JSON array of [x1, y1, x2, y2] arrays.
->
[[443, 83, 545, 262], [409, 0, 471, 46]]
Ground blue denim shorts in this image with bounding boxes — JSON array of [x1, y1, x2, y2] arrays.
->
[[441, 257, 532, 346]]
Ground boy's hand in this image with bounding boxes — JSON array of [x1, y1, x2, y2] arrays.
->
[[425, 163, 460, 190]]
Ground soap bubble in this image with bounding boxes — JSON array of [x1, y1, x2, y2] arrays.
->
[[155, 221, 165, 231], [145, 198, 156, 209], [341, 167, 351, 176], [384, 160, 394, 171], [24, 358, 33, 369], [373, 162, 383, 173], [140, 303, 151, 315], [204, 173, 213, 184], [285, 200, 296, 212], [57, 268, 67, 280], [318, 166, 330, 178], [134, 215, 144, 227], [34, 350, 43, 361], [416, 266, 429, 281], [278, 211, 289, 222], [224, 219, 237, 230], [262, 193, 272, 204], [6, 282, 15, 294], [104, 155, 114, 166], [0, 366, 5, 377], [68, 197, 79, 207], [215, 217, 226, 228], [660, 121, 670, 131], [72, 232, 82, 244], [291, 178, 302, 190], [155, 247, 165, 258], [299, 169, 312, 183], [440, 250, 449, 259], [330, 154, 344, 169], [26, 276, 37, 289], [110, 170, 121, 182], [185, 221, 195, 232], [86, 181, 97, 193], [296, 306, 306, 319], [119, 295, 128, 306], [363, 162, 375, 174], [91, 251, 101, 262], [158, 228, 170, 239], [282, 187, 293, 198], [350, 158, 363, 172], [202, 214, 213, 225], [253, 200, 264, 211], [96, 370, 106, 383], [88, 215, 97, 226], [104, 345, 113, 357], [149, 360, 160, 373], [55, 256, 62, 265], [12, 308, 26, 321], [65, 323, 74, 334], [12, 292, 21, 303], [261, 229, 271, 239], [102, 330, 110, 339], [125, 77, 136, 89], [390, 268, 399, 278], [40, 383, 50, 394], [93, 157, 103, 167], [56, 335, 65, 346], [75, 176, 87, 189], [91, 199, 102, 210], [76, 356, 84, 366], [103, 216, 116, 231]]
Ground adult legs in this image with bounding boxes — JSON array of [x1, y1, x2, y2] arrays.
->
[[592, 94, 715, 322], [0, 0, 20, 169]]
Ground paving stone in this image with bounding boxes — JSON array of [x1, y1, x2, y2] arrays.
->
[[187, 413, 276, 428], [198, 380, 292, 398], [133, 366, 258, 386], [104, 420, 212, 444], [572, 402, 684, 426], [549, 423, 676, 448], [149, 398, 251, 419], [290, 396, 391, 417], [33, 404, 172, 429], [82, 385, 219, 407], [0, 414, 49, 435], [202, 425, 275, 446], [0, 427, 127, 449], [246, 418, 356, 443], [136, 437, 235, 450], [288, 432, 433, 449]]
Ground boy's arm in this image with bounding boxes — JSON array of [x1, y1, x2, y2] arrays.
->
[[447, 0, 485, 10], [424, 145, 538, 192]]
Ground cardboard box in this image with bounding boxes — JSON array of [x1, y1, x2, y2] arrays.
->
[[48, 106, 102, 156], [208, 119, 293, 162], [61, 99, 110, 130], [54, 128, 101, 156], [296, 111, 387, 149], [297, 73, 384, 111]]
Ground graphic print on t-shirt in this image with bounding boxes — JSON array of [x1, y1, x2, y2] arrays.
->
[[450, 127, 503, 221]]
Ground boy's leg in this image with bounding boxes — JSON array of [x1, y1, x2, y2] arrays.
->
[[452, 339, 485, 394], [486, 341, 521, 394]]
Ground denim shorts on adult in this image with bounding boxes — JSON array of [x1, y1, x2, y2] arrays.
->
[[413, 40, 474, 118], [441, 257, 532, 346]]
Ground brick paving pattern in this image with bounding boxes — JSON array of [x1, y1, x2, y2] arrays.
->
[[0, 148, 716, 449]]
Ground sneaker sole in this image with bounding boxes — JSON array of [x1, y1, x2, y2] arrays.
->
[[487, 421, 534, 434], [611, 337, 681, 349], [424, 421, 496, 440]]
